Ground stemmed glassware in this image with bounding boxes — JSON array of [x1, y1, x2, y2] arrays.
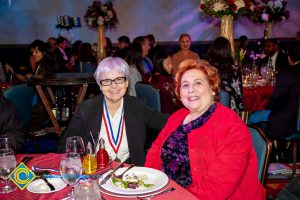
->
[[0, 136, 16, 152], [60, 152, 82, 200], [0, 149, 17, 193], [66, 136, 85, 157]]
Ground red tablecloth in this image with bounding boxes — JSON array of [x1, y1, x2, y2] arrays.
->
[[0, 83, 11, 91], [243, 86, 274, 112], [0, 154, 198, 200]]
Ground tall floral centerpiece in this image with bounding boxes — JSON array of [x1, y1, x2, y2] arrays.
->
[[200, 0, 252, 54], [84, 1, 118, 60], [249, 0, 289, 39]]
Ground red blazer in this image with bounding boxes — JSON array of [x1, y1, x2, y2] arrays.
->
[[145, 103, 266, 199]]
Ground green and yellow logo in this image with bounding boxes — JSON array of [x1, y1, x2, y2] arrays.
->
[[9, 162, 36, 190]]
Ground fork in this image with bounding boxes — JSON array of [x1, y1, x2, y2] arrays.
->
[[137, 187, 175, 200], [113, 164, 134, 179]]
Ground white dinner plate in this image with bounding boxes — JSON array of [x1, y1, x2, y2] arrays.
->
[[27, 178, 67, 194], [99, 166, 169, 196]]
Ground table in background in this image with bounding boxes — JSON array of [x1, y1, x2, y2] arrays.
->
[[243, 85, 274, 112], [28, 73, 96, 135], [0, 154, 198, 200]]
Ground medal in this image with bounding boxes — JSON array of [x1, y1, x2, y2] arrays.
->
[[103, 99, 125, 160]]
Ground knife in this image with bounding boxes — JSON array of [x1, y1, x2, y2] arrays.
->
[[99, 162, 124, 185], [41, 176, 55, 191], [35, 171, 55, 191]]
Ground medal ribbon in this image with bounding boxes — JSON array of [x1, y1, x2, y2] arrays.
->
[[102, 99, 125, 154]]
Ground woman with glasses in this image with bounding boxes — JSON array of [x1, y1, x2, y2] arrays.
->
[[58, 57, 168, 166]]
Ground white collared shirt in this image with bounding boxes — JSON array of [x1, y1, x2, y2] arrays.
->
[[268, 51, 278, 70], [95, 98, 129, 162]]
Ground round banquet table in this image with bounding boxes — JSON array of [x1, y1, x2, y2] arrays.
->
[[0, 154, 198, 200], [243, 85, 274, 112]]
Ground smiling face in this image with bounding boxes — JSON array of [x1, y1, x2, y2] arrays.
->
[[180, 68, 215, 115], [162, 56, 173, 75], [179, 36, 191, 51], [99, 70, 128, 105]]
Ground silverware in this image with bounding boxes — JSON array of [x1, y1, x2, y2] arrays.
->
[[99, 162, 124, 185], [113, 164, 134, 179], [34, 171, 55, 191], [19, 156, 33, 165], [137, 187, 176, 200]]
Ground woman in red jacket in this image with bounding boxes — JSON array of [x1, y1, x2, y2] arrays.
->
[[145, 59, 265, 199]]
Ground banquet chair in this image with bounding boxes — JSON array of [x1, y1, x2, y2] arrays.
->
[[248, 125, 272, 185], [280, 90, 300, 178], [3, 83, 34, 128], [219, 89, 230, 108], [74, 62, 97, 73], [135, 82, 161, 112]]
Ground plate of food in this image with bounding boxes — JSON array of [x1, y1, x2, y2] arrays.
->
[[99, 166, 169, 196], [27, 178, 67, 194]]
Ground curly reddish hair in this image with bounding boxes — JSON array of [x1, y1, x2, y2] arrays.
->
[[175, 59, 220, 100]]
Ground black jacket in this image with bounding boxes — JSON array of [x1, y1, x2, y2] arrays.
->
[[58, 94, 168, 166], [258, 51, 289, 74], [266, 63, 300, 138], [0, 92, 25, 149]]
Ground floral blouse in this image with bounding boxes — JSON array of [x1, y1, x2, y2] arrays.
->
[[221, 65, 244, 113], [161, 103, 217, 188]]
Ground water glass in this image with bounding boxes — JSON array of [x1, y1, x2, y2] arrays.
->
[[74, 179, 101, 200], [0, 136, 16, 152], [60, 152, 82, 199], [66, 136, 85, 157], [0, 149, 17, 193]]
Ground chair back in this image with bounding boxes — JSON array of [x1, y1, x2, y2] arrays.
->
[[248, 125, 272, 185], [135, 82, 161, 112], [219, 89, 230, 108], [3, 83, 33, 127], [296, 90, 300, 132], [74, 62, 97, 73]]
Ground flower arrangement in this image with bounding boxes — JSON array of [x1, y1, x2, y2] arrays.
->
[[199, 0, 253, 19], [250, 0, 289, 23], [84, 1, 118, 29]]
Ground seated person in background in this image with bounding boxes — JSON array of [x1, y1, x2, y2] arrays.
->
[[58, 57, 168, 166], [150, 50, 181, 114], [145, 59, 265, 199], [54, 37, 72, 72], [70, 40, 82, 67], [206, 36, 244, 114], [124, 43, 143, 97], [114, 35, 130, 59], [266, 45, 300, 139], [47, 36, 57, 52], [171, 33, 200, 76], [15, 40, 58, 82], [0, 92, 25, 150], [133, 36, 154, 74], [74, 43, 97, 73], [146, 34, 162, 61], [257, 38, 288, 74], [248, 45, 300, 139]]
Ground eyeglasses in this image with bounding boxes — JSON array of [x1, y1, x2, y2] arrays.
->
[[99, 77, 126, 86]]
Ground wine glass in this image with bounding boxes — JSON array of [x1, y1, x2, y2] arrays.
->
[[60, 152, 82, 200], [0, 136, 16, 152], [66, 136, 85, 157], [0, 149, 17, 193]]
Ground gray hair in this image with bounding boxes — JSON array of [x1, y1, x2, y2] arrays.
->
[[94, 57, 129, 86]]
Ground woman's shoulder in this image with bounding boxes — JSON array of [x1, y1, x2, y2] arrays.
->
[[214, 103, 244, 123]]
